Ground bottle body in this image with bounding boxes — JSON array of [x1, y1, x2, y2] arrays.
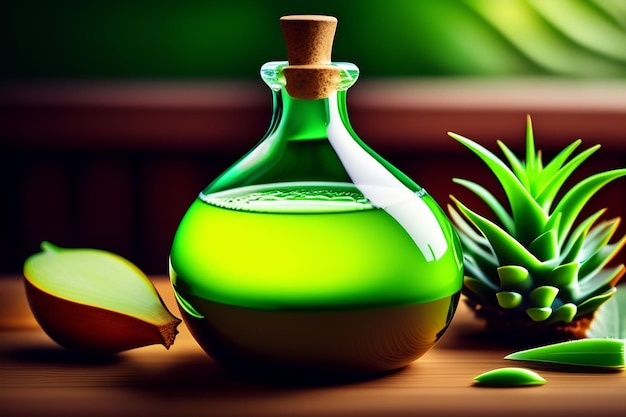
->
[[170, 62, 463, 375]]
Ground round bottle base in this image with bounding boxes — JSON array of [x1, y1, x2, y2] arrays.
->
[[177, 292, 460, 377]]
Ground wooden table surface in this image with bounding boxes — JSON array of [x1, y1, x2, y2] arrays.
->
[[1, 275, 625, 417]]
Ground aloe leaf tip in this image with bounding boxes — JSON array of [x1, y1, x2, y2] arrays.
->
[[505, 338, 625, 369]]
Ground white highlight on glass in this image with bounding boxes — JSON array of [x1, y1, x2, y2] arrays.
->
[[326, 93, 449, 261]]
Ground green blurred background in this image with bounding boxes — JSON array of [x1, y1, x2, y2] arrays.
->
[[2, 0, 626, 276], [2, 0, 626, 81]]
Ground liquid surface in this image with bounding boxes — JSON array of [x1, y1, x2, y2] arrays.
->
[[170, 182, 463, 311], [201, 181, 373, 213]]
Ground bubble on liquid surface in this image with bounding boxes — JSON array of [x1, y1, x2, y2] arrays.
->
[[201, 182, 374, 213]]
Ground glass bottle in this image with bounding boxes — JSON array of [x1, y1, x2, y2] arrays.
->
[[169, 15, 463, 376]]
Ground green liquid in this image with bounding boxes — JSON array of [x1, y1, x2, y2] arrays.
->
[[170, 182, 463, 374]]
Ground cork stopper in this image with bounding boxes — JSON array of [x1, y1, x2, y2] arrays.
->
[[280, 15, 341, 100]]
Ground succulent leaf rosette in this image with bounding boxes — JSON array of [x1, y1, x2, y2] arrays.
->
[[448, 116, 626, 343]]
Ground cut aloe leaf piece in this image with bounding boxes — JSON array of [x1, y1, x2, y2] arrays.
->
[[547, 303, 577, 324], [473, 367, 546, 387], [496, 291, 522, 309], [505, 338, 625, 369], [497, 265, 532, 290], [529, 286, 559, 308], [526, 307, 552, 322]]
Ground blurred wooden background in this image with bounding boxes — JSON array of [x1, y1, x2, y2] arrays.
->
[[3, 1, 626, 275], [2, 79, 626, 275]]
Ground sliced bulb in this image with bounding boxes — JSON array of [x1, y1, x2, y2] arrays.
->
[[23, 242, 181, 354]]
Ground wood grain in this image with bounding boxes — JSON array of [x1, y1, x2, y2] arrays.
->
[[1, 276, 625, 417]]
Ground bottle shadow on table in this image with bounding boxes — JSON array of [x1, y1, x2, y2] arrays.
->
[[3, 340, 404, 400], [121, 352, 409, 398], [5, 344, 122, 366]]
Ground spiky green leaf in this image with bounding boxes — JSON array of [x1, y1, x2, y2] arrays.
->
[[463, 253, 499, 286], [449, 132, 548, 245], [576, 287, 617, 316], [452, 179, 515, 232], [451, 196, 549, 274], [497, 291, 523, 309], [587, 284, 626, 339], [497, 140, 530, 191], [580, 218, 623, 261], [535, 144, 599, 210], [579, 235, 626, 280], [533, 139, 582, 199], [528, 230, 559, 261], [545, 262, 580, 301], [465, 276, 498, 304], [539, 140, 581, 180], [547, 169, 626, 246], [447, 204, 491, 246], [559, 209, 606, 264], [524, 115, 538, 186], [578, 264, 625, 300]]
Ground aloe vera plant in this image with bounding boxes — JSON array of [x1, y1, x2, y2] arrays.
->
[[449, 116, 626, 342]]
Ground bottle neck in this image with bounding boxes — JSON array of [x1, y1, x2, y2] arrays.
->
[[258, 60, 357, 143], [272, 88, 349, 141]]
